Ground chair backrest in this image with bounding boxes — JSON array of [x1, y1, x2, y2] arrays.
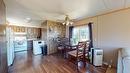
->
[[57, 37, 69, 46], [76, 40, 91, 59], [85, 40, 91, 51], [76, 41, 86, 57]]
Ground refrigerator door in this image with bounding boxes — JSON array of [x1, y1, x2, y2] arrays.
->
[[7, 27, 15, 66]]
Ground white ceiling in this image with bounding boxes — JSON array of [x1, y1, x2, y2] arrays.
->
[[3, 0, 130, 26]]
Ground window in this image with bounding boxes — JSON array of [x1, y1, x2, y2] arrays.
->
[[71, 25, 90, 45]]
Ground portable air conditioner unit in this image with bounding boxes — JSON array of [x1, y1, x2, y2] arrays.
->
[[90, 48, 103, 66]]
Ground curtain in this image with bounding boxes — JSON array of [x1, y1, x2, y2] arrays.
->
[[69, 26, 74, 42], [88, 23, 93, 51]]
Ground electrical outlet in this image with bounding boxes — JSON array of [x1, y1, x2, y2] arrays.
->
[[108, 60, 113, 68]]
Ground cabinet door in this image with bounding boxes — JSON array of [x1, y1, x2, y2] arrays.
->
[[6, 27, 15, 66]]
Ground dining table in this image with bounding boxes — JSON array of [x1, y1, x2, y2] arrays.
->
[[63, 43, 78, 59]]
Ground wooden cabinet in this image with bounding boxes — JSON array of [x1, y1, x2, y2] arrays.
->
[[12, 26, 26, 32], [11, 26, 41, 40], [27, 27, 41, 39], [27, 40, 33, 50]]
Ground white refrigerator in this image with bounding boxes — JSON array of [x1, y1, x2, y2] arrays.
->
[[6, 27, 15, 66]]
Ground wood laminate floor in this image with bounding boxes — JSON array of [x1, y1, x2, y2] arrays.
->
[[9, 50, 107, 73]]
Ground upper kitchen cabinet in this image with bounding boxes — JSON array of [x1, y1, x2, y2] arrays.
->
[[10, 26, 41, 40], [27, 27, 41, 40], [12, 26, 26, 33]]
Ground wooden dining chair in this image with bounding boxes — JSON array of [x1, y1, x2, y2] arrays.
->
[[57, 37, 69, 56], [85, 40, 91, 61], [67, 41, 90, 71]]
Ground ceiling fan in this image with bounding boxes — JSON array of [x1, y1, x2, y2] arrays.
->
[[62, 15, 73, 26]]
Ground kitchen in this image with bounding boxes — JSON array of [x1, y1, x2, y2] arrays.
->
[[7, 25, 47, 66], [6, 20, 66, 67]]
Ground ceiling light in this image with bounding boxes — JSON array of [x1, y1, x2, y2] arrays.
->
[[25, 17, 32, 23], [62, 15, 73, 26]]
